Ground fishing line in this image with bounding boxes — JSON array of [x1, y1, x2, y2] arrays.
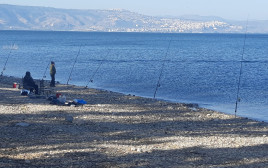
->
[[235, 18, 249, 116], [153, 39, 172, 98], [67, 45, 82, 85], [1, 42, 16, 76], [85, 49, 111, 88]]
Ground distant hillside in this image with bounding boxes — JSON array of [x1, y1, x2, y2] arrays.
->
[[0, 4, 267, 33]]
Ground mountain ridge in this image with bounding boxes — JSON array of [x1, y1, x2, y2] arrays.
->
[[0, 4, 268, 33]]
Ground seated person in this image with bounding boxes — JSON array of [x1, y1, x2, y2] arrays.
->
[[23, 71, 39, 94]]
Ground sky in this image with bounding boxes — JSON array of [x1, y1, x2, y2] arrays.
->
[[0, 0, 268, 20]]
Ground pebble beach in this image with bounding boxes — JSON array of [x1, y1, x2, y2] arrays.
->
[[0, 75, 267, 168]]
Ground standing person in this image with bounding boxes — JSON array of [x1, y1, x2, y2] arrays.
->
[[50, 61, 56, 87], [23, 71, 39, 94]]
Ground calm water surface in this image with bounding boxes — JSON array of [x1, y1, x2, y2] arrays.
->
[[1, 31, 267, 122]]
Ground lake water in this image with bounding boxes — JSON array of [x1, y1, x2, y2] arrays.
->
[[1, 30, 267, 122]]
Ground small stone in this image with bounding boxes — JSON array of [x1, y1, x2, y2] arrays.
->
[[137, 148, 142, 152], [65, 115, 74, 123]]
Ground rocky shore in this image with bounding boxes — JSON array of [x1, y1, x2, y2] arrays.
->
[[0, 75, 267, 167]]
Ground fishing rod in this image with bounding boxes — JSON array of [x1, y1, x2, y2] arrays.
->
[[85, 49, 111, 88], [67, 45, 82, 85], [42, 58, 52, 80], [234, 19, 249, 116], [1, 43, 16, 76], [153, 39, 172, 98]]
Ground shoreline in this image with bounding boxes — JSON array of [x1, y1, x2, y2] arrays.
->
[[61, 78, 268, 124], [0, 75, 268, 167]]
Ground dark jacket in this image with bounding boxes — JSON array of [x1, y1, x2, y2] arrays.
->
[[23, 72, 36, 88]]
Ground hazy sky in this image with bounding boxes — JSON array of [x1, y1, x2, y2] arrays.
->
[[0, 0, 267, 20]]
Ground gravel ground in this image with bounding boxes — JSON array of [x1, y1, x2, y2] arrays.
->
[[0, 75, 267, 168]]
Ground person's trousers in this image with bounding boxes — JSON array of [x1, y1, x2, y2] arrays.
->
[[50, 74, 55, 87]]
